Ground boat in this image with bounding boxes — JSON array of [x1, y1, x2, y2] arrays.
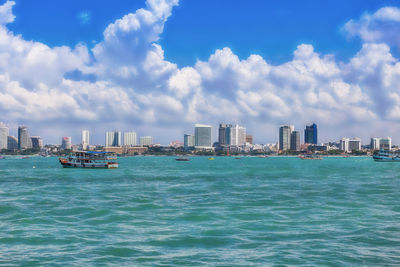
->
[[176, 157, 189, 161], [373, 150, 400, 162], [299, 154, 322, 160], [59, 151, 118, 168], [208, 157, 215, 160]]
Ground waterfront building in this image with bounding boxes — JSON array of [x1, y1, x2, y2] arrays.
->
[[218, 123, 231, 146], [370, 137, 380, 150], [290, 131, 300, 151], [124, 132, 137, 146], [246, 135, 253, 144], [0, 122, 9, 150], [195, 124, 212, 148], [82, 130, 90, 150], [279, 125, 292, 151], [340, 138, 350, 152], [229, 124, 246, 146], [139, 136, 153, 146], [7, 136, 18, 151], [31, 136, 43, 149], [348, 138, 361, 151], [304, 123, 318, 144], [105, 131, 122, 147], [184, 134, 195, 150], [61, 137, 72, 150], [18, 126, 32, 150], [380, 137, 392, 151]]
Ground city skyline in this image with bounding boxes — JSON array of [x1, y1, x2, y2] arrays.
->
[[1, 1, 400, 144]]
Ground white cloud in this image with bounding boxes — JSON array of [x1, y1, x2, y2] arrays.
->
[[1, 1, 400, 144], [0, 0, 15, 25]]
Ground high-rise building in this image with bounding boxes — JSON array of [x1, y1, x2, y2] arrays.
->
[[61, 137, 72, 150], [340, 138, 349, 152], [246, 135, 253, 144], [279, 125, 292, 151], [124, 132, 137, 146], [184, 134, 195, 150], [218, 123, 231, 147], [290, 131, 300, 151], [304, 123, 318, 144], [0, 122, 9, 150], [18, 126, 32, 150], [105, 131, 121, 147], [82, 130, 90, 150], [139, 136, 153, 146], [380, 137, 391, 151], [229, 124, 246, 146], [7, 136, 18, 151], [370, 138, 380, 150], [31, 136, 43, 149], [348, 138, 361, 151], [195, 124, 212, 148]]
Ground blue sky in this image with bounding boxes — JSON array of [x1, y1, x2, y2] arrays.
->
[[1, 0, 400, 145], [8, 0, 399, 65]]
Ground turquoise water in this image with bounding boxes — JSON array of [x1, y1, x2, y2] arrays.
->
[[0, 156, 399, 266]]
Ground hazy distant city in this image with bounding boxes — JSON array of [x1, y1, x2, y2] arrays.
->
[[0, 121, 394, 156]]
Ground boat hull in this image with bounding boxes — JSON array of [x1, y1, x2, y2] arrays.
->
[[60, 161, 118, 168], [373, 156, 400, 162]]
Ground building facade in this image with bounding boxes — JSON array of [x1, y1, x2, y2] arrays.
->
[[246, 135, 253, 144], [370, 137, 380, 150], [184, 134, 195, 150], [348, 138, 361, 151], [279, 125, 292, 151], [304, 123, 318, 144], [380, 137, 391, 151], [139, 136, 153, 146], [0, 122, 9, 150], [7, 136, 18, 151], [340, 138, 349, 152], [195, 124, 212, 148], [18, 126, 32, 150], [31, 136, 43, 149], [218, 123, 231, 147], [106, 131, 122, 147], [61, 137, 72, 150], [229, 124, 246, 146], [124, 132, 137, 146], [82, 130, 90, 150], [290, 131, 300, 151]]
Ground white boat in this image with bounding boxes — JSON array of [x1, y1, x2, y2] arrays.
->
[[59, 151, 118, 168], [373, 150, 400, 162]]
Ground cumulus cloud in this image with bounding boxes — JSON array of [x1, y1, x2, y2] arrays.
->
[[1, 0, 400, 144], [344, 6, 400, 48]]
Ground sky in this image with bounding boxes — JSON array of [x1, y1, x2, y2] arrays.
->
[[1, 0, 400, 145]]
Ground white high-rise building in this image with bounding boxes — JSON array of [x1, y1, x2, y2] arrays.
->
[[106, 131, 121, 147], [0, 122, 9, 150], [279, 125, 292, 151], [61, 137, 72, 150], [124, 132, 137, 146], [82, 130, 90, 150], [184, 134, 195, 149], [340, 137, 350, 152], [195, 124, 212, 148], [229, 124, 246, 146], [139, 136, 153, 146], [18, 126, 32, 150], [370, 137, 380, 150], [348, 138, 361, 151], [380, 137, 392, 151]]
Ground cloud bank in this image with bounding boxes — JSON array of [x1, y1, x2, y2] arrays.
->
[[1, 0, 400, 144]]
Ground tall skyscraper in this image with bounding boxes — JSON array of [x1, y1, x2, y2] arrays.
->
[[380, 137, 391, 151], [82, 130, 90, 150], [31, 136, 43, 149], [124, 132, 137, 146], [340, 138, 350, 152], [218, 123, 231, 146], [348, 138, 361, 151], [0, 122, 9, 150], [229, 124, 246, 146], [106, 131, 121, 147], [139, 136, 153, 146], [18, 126, 32, 150], [61, 137, 72, 150], [279, 125, 292, 151], [184, 134, 195, 149], [304, 123, 318, 144], [7, 136, 18, 151], [290, 131, 300, 151], [370, 137, 380, 150], [195, 124, 212, 148]]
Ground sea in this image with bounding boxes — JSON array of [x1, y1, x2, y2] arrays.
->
[[0, 156, 399, 266]]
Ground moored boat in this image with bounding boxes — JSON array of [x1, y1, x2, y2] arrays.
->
[[373, 150, 400, 162], [176, 157, 189, 161], [59, 151, 118, 168], [299, 154, 322, 160]]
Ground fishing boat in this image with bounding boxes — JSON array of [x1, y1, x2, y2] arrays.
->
[[299, 154, 322, 160], [176, 157, 189, 161], [373, 150, 400, 162], [59, 151, 118, 168]]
